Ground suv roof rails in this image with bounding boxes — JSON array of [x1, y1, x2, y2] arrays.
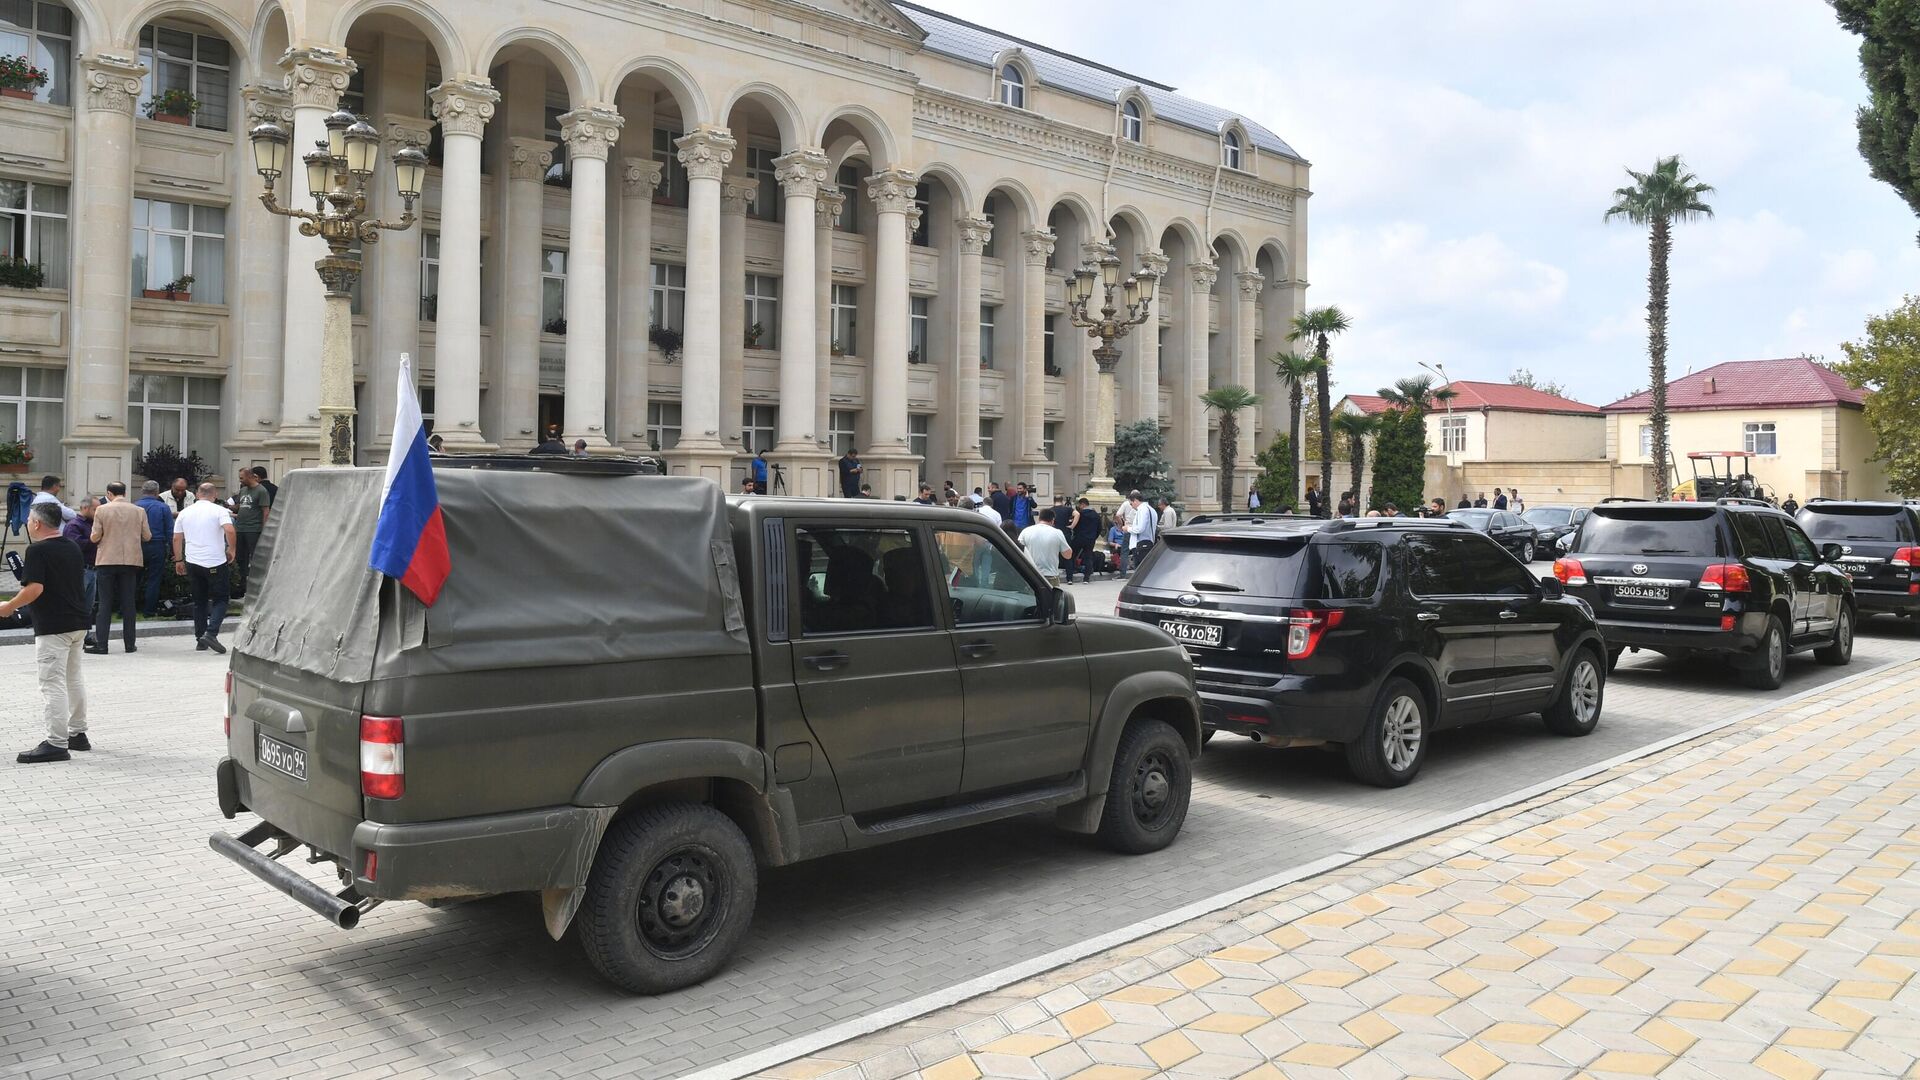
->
[[1715, 497, 1774, 508], [1181, 511, 1315, 525], [1325, 517, 1467, 532], [1597, 496, 1648, 503], [431, 453, 663, 476]]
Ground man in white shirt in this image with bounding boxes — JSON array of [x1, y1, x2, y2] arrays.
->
[[1158, 497, 1178, 534], [1125, 490, 1158, 565], [31, 475, 76, 522], [173, 482, 236, 653], [1018, 509, 1071, 583], [973, 494, 1001, 527]]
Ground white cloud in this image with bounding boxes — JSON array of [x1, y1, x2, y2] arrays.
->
[[1316, 223, 1569, 317], [1819, 249, 1879, 295], [1675, 211, 1805, 283]]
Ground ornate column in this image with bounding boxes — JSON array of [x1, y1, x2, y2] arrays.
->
[[1017, 228, 1056, 496], [861, 168, 917, 497], [360, 114, 434, 463], [266, 47, 354, 471], [1234, 270, 1265, 474], [1181, 260, 1220, 503], [226, 81, 290, 475], [616, 158, 661, 453], [556, 105, 621, 451], [812, 189, 841, 461], [665, 126, 735, 482], [947, 215, 991, 489], [761, 151, 831, 495], [718, 171, 751, 455], [1134, 250, 1168, 427], [496, 135, 550, 451], [422, 76, 496, 452]]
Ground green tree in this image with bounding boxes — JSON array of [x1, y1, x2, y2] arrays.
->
[[1377, 375, 1454, 417], [1289, 306, 1352, 516], [1606, 156, 1715, 500], [1835, 295, 1920, 495], [1331, 411, 1378, 510], [1508, 368, 1568, 398], [1268, 350, 1323, 505], [1111, 419, 1175, 506], [1835, 1, 1920, 238], [1200, 384, 1260, 513], [1252, 434, 1296, 510], [1368, 409, 1429, 513]]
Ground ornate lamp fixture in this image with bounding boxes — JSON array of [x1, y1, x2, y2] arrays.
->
[[1064, 249, 1159, 504]]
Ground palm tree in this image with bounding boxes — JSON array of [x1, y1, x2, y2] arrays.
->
[[1606, 155, 1714, 501], [1269, 350, 1324, 503], [1200, 384, 1260, 514], [1332, 411, 1378, 511], [1289, 306, 1352, 517], [1378, 375, 1444, 416]]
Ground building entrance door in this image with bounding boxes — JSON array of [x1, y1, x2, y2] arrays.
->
[[538, 394, 564, 442]]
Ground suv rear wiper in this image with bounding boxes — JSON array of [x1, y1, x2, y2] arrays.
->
[[1636, 548, 1691, 554], [1189, 580, 1245, 592]]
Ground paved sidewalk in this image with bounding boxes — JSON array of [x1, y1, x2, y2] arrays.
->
[[763, 660, 1920, 1080]]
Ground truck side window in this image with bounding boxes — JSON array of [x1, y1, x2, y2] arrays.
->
[[934, 529, 1042, 625], [796, 526, 934, 635]]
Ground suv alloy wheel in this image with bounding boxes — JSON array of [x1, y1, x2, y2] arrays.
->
[[1740, 616, 1788, 691], [1346, 677, 1427, 787], [1816, 606, 1853, 666], [1543, 649, 1604, 736]]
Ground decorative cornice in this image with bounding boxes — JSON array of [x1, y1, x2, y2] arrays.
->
[[622, 156, 664, 198], [280, 46, 355, 112], [1080, 241, 1116, 267], [430, 76, 498, 140], [675, 126, 736, 182], [815, 188, 846, 228], [773, 148, 830, 198], [1236, 270, 1266, 300], [507, 137, 554, 183], [1189, 261, 1220, 290], [865, 168, 918, 215], [904, 204, 923, 242], [1138, 250, 1170, 278], [719, 172, 754, 215], [239, 81, 292, 125], [956, 215, 992, 255], [383, 113, 433, 152], [1021, 227, 1057, 265], [82, 53, 146, 116], [558, 105, 622, 162]]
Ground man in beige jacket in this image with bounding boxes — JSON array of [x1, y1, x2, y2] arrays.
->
[[89, 481, 152, 654]]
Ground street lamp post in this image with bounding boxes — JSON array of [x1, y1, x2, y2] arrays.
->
[[1065, 249, 1157, 506], [248, 110, 428, 466], [1418, 360, 1454, 465]]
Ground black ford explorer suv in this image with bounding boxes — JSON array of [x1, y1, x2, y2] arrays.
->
[[1116, 517, 1607, 787], [1555, 498, 1855, 689], [1794, 500, 1920, 623]]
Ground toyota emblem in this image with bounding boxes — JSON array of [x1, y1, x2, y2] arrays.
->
[[1631, 564, 1649, 576], [1843, 545, 1853, 554], [1177, 593, 1201, 607]]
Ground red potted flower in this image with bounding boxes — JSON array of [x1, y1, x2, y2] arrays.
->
[[145, 88, 199, 125], [143, 273, 194, 302], [0, 55, 49, 100], [0, 438, 33, 475]]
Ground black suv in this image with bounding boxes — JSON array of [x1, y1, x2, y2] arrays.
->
[[1555, 499, 1855, 689], [1116, 518, 1607, 787], [1794, 500, 1920, 623]]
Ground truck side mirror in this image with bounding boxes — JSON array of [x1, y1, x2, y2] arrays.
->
[[1051, 585, 1075, 624]]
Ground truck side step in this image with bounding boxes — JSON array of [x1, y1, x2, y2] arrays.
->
[[851, 776, 1085, 843]]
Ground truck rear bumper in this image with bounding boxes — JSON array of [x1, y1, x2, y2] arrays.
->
[[1854, 589, 1920, 617]]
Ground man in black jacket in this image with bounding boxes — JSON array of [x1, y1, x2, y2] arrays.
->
[[3, 502, 92, 763]]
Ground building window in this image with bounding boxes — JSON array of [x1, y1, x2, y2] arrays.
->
[[131, 199, 224, 304], [138, 24, 230, 132], [835, 163, 860, 232], [1222, 129, 1243, 170], [0, 179, 68, 289], [543, 104, 570, 185], [1043, 421, 1059, 462], [745, 146, 781, 222], [1638, 423, 1653, 457], [1121, 98, 1143, 143], [1743, 421, 1778, 456], [650, 262, 685, 333], [830, 409, 857, 456], [831, 283, 858, 355], [981, 195, 997, 258], [998, 65, 1025, 108], [1042, 314, 1057, 375], [911, 182, 932, 246], [744, 274, 779, 350], [339, 61, 366, 117], [909, 296, 930, 364], [419, 232, 439, 321], [128, 373, 220, 466], [742, 404, 776, 454], [1440, 415, 1466, 454], [908, 413, 929, 477], [0, 2, 72, 105], [979, 418, 996, 463], [652, 127, 688, 206], [417, 386, 434, 435], [979, 304, 997, 369], [646, 401, 681, 451], [540, 248, 566, 333], [0, 364, 63, 460]]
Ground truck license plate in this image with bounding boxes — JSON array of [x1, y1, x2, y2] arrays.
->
[[257, 731, 308, 782], [1611, 584, 1668, 602], [1158, 619, 1223, 646]]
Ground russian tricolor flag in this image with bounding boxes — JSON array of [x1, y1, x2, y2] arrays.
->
[[369, 354, 451, 606]]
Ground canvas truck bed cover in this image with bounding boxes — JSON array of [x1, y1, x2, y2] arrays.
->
[[238, 467, 748, 682]]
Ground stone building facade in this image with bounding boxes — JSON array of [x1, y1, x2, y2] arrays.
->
[[0, 0, 1307, 500]]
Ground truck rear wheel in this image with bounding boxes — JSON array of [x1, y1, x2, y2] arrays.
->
[[1096, 717, 1191, 854], [579, 802, 758, 995]]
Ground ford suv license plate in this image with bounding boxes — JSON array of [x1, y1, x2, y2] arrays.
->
[[1158, 619, 1223, 647], [257, 731, 308, 782], [1611, 584, 1668, 602]]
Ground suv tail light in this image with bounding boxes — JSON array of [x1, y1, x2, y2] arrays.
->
[[1285, 608, 1345, 659], [359, 715, 405, 800], [1892, 546, 1917, 569], [1553, 558, 1587, 586], [223, 671, 233, 737], [1699, 563, 1751, 593]]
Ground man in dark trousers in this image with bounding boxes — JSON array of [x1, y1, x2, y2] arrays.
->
[[135, 481, 173, 617], [3, 502, 92, 763], [230, 468, 272, 599], [838, 448, 862, 497], [1070, 497, 1102, 583], [89, 481, 150, 653]]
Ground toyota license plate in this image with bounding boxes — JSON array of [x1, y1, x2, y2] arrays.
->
[[1611, 584, 1669, 602], [1158, 619, 1223, 647], [256, 731, 308, 782]]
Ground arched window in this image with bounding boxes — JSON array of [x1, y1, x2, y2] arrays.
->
[[1121, 99, 1143, 143], [998, 65, 1025, 109], [1222, 129, 1242, 170]]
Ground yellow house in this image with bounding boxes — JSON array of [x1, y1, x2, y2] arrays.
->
[[1602, 357, 1891, 502]]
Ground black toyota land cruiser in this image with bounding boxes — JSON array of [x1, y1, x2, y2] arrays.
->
[[1556, 498, 1855, 689], [1116, 517, 1607, 787], [1794, 499, 1920, 623]]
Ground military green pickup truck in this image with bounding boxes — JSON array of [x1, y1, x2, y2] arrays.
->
[[211, 459, 1202, 993]]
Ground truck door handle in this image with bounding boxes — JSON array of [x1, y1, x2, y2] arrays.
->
[[1416, 612, 1440, 622], [959, 640, 996, 658], [802, 652, 849, 671], [1499, 610, 1518, 619]]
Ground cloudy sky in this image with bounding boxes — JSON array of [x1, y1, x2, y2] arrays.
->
[[943, 0, 1914, 407]]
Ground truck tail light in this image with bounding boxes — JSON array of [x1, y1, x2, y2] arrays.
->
[[1553, 558, 1587, 586], [364, 851, 378, 882], [1699, 563, 1750, 593], [1285, 608, 1344, 659], [1720, 614, 1736, 631], [359, 715, 405, 800], [224, 671, 233, 738]]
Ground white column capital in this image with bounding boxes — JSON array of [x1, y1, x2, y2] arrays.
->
[[773, 148, 831, 196], [866, 168, 919, 215], [239, 80, 292, 125], [1236, 270, 1266, 300], [956, 215, 992, 255], [81, 53, 146, 115], [430, 75, 498, 139], [1021, 227, 1057, 266], [1190, 260, 1220, 291], [904, 204, 923, 243], [622, 156, 664, 197], [1079, 241, 1116, 267], [1138, 250, 1170, 278], [719, 173, 754, 216], [383, 113, 434, 152], [280, 46, 355, 111], [558, 105, 622, 162], [507, 137, 554, 183], [675, 126, 736, 182], [815, 188, 846, 227]]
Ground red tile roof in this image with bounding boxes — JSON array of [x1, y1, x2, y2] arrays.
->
[[1601, 357, 1867, 413], [1344, 394, 1391, 416], [1440, 380, 1600, 414]]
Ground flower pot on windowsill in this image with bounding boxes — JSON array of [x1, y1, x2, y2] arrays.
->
[[153, 111, 191, 125], [1, 88, 35, 101], [0, 462, 29, 474], [143, 289, 191, 301]]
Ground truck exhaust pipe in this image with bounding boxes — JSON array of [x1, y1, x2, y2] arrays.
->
[[209, 824, 374, 929]]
